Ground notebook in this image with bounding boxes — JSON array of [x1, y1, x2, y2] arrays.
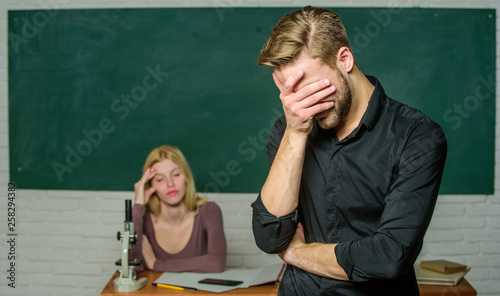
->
[[415, 264, 470, 286]]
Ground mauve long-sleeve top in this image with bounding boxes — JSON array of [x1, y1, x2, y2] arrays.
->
[[130, 201, 226, 273]]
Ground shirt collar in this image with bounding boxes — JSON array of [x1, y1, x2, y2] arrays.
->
[[360, 75, 385, 131]]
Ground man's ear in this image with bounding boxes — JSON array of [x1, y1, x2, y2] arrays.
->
[[336, 47, 355, 73]]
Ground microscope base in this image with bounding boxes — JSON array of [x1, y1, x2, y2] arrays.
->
[[113, 275, 147, 292]]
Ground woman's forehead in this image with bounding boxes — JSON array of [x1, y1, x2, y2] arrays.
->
[[152, 159, 180, 172]]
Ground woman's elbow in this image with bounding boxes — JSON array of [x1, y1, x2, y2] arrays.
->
[[206, 254, 226, 273], [211, 263, 225, 273], [212, 257, 226, 272]]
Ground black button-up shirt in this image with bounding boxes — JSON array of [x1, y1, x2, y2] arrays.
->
[[252, 76, 447, 296]]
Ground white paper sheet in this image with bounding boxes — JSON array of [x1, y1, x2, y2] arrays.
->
[[154, 264, 285, 293]]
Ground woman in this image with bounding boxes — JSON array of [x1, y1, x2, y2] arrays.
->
[[130, 145, 226, 272]]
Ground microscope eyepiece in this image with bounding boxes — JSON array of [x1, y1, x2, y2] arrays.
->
[[125, 199, 132, 222]]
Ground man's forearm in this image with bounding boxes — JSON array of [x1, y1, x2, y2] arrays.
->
[[290, 243, 349, 281], [279, 224, 349, 281], [261, 128, 308, 217]]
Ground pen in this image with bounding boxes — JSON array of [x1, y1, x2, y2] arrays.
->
[[152, 283, 184, 291], [152, 282, 197, 291]]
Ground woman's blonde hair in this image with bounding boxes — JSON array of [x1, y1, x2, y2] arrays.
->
[[142, 145, 207, 215], [258, 6, 352, 69]]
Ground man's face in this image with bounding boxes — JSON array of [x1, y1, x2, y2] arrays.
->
[[274, 55, 352, 130]]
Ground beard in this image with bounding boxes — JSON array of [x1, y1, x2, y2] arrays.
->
[[316, 68, 352, 130]]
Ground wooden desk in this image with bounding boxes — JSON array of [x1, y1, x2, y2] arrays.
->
[[100, 271, 279, 296], [419, 279, 477, 296], [100, 271, 476, 296]]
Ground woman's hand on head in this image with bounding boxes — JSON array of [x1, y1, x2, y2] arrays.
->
[[134, 167, 157, 205]]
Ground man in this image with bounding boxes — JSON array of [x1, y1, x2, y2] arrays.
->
[[251, 6, 447, 296]]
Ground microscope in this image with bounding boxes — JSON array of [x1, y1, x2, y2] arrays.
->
[[114, 199, 147, 292]]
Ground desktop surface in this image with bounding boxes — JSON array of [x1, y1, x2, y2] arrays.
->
[[100, 271, 279, 296], [100, 270, 476, 296]]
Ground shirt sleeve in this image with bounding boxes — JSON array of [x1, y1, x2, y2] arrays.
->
[[129, 203, 147, 272], [335, 121, 447, 282], [251, 116, 299, 254], [252, 194, 298, 253], [152, 202, 227, 272]]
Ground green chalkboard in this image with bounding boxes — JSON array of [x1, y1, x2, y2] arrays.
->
[[8, 7, 495, 194]]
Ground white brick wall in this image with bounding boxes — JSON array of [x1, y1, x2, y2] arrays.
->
[[0, 1, 499, 295]]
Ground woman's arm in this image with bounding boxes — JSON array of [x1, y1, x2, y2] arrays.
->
[[129, 167, 157, 271]]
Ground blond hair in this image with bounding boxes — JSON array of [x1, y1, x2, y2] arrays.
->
[[258, 6, 352, 69], [142, 145, 207, 215]]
